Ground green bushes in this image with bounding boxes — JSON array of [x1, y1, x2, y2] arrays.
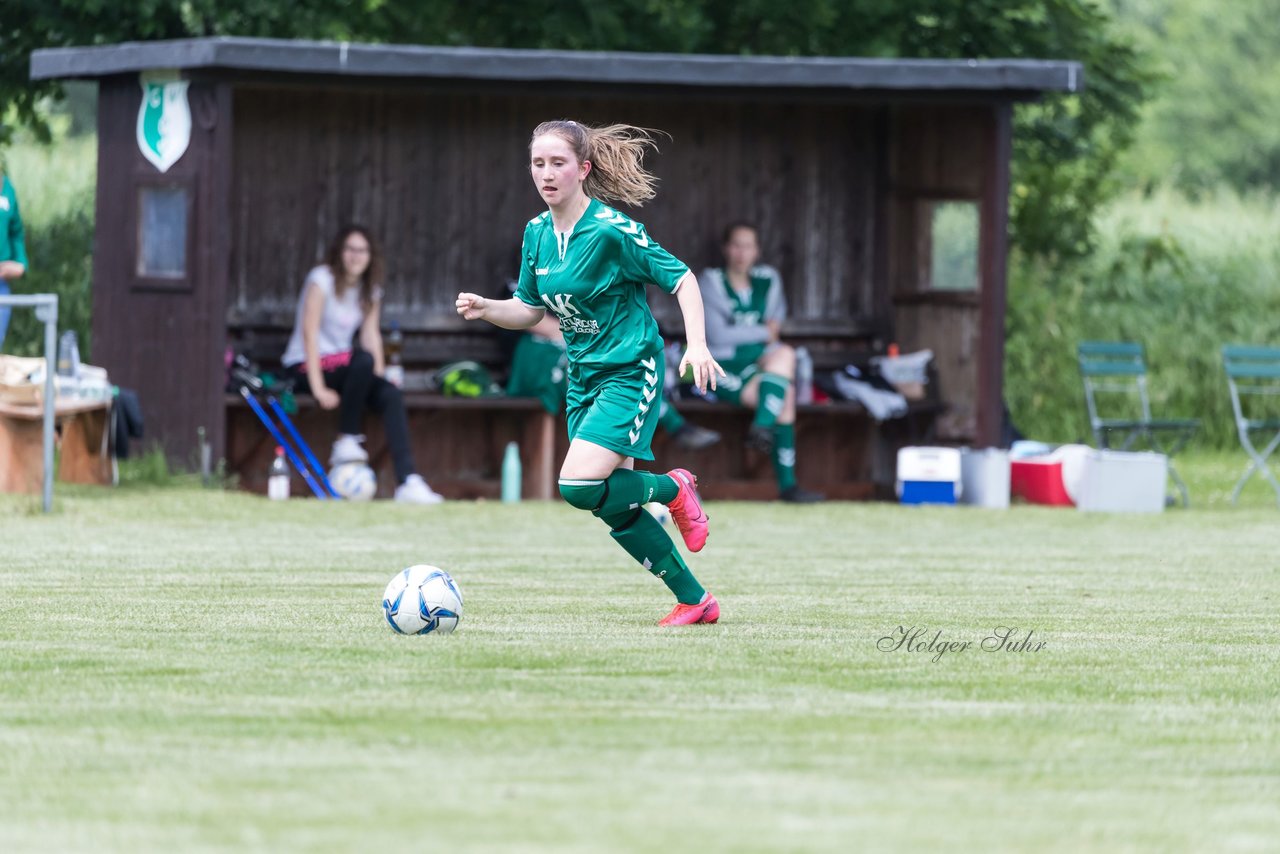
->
[[1005, 188, 1280, 448], [2, 134, 95, 360], [3, 207, 94, 359]]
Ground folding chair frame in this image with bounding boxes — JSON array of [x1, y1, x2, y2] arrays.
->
[[1078, 341, 1199, 507], [1222, 345, 1280, 507]]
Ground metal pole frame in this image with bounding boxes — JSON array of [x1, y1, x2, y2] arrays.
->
[[0, 293, 59, 512]]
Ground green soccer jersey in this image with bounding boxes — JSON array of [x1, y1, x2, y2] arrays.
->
[[0, 175, 27, 268], [719, 267, 772, 328], [699, 264, 787, 369], [513, 199, 688, 385]]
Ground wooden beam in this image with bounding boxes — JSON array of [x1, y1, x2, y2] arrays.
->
[[976, 103, 1012, 447], [204, 81, 235, 467], [31, 38, 1085, 97]]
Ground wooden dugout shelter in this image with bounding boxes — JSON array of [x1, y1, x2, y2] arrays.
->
[[30, 38, 1081, 498]]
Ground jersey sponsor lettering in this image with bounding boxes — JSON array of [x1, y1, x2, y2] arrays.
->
[[540, 293, 601, 335]]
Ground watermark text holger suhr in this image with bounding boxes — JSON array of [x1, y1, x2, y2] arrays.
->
[[878, 626, 1046, 663]]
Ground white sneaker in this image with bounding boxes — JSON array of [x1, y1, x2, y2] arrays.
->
[[395, 474, 444, 505], [330, 434, 369, 465]]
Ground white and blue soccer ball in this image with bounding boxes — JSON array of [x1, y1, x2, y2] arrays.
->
[[645, 502, 671, 526], [382, 565, 463, 635], [330, 462, 377, 501]]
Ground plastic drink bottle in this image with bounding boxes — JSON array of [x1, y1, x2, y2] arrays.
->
[[56, 330, 81, 378], [268, 446, 290, 500], [501, 441, 521, 503], [795, 346, 814, 404], [385, 322, 405, 388]]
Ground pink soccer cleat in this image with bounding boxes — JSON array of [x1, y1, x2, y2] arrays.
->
[[658, 593, 720, 626], [666, 468, 709, 552]]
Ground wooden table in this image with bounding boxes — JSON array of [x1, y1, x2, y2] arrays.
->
[[0, 398, 113, 494]]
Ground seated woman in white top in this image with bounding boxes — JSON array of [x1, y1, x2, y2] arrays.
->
[[281, 225, 442, 504]]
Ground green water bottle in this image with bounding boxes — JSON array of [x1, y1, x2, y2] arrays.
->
[[501, 441, 522, 503]]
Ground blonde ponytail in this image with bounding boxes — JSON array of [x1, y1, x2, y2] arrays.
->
[[530, 120, 666, 207]]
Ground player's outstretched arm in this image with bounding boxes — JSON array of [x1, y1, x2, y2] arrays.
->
[[673, 271, 726, 393], [456, 293, 546, 330]]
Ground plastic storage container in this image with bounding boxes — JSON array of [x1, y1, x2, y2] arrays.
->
[[1076, 450, 1167, 513], [872, 349, 933, 384], [1010, 458, 1072, 505], [896, 446, 962, 505], [1009, 444, 1093, 507], [960, 448, 1010, 509]]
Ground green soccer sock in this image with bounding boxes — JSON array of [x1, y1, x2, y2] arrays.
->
[[603, 507, 706, 605], [587, 468, 679, 517], [773, 423, 798, 492], [657, 398, 686, 435], [752, 373, 790, 431]]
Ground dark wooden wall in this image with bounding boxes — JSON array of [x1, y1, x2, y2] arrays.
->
[[887, 103, 1003, 443], [91, 75, 232, 464], [87, 71, 1013, 468], [226, 85, 883, 335]]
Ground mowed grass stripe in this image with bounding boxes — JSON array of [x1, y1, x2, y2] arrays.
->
[[1, 461, 1277, 852]]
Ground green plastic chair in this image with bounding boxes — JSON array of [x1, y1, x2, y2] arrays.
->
[[1221, 345, 1280, 506], [1077, 341, 1199, 506]]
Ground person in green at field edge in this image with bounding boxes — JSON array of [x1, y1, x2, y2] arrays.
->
[[699, 222, 824, 503], [457, 120, 724, 627], [0, 165, 29, 352]]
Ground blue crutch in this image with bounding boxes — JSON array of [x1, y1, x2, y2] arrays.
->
[[267, 395, 340, 498], [239, 386, 330, 499]]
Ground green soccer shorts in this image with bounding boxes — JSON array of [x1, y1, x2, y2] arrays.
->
[[566, 351, 664, 461], [712, 360, 761, 406], [711, 342, 767, 406]]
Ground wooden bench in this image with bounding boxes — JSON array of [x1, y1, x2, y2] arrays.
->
[[227, 392, 940, 501], [0, 398, 114, 494], [647, 398, 940, 500], [227, 392, 558, 499], [224, 320, 941, 500]]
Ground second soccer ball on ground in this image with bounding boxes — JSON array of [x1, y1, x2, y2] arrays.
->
[[330, 462, 376, 501]]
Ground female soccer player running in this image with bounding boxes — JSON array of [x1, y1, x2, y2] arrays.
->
[[456, 120, 724, 626]]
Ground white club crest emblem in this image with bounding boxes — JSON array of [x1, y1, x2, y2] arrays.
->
[[136, 71, 191, 173]]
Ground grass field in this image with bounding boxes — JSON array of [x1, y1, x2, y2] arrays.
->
[[2, 454, 1278, 852]]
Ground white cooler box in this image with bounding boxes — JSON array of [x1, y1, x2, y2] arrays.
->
[[897, 446, 962, 505], [1076, 450, 1168, 513]]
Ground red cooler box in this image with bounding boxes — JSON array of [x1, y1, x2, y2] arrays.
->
[[1010, 458, 1074, 506]]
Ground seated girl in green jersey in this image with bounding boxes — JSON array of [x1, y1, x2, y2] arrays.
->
[[456, 120, 726, 627], [699, 223, 823, 503]]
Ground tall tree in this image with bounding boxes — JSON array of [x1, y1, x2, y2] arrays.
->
[[1110, 0, 1280, 193], [0, 0, 359, 143], [2, 0, 1150, 259]]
